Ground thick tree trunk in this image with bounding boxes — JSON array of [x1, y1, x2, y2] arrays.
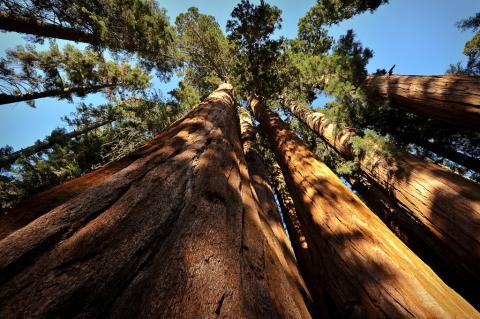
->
[[0, 118, 113, 168], [239, 108, 315, 317], [365, 75, 480, 130], [282, 95, 480, 307], [0, 83, 116, 105], [0, 85, 313, 318], [347, 174, 480, 300], [0, 12, 101, 45], [251, 95, 479, 318]]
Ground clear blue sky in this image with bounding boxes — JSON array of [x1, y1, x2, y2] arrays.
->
[[0, 0, 478, 150]]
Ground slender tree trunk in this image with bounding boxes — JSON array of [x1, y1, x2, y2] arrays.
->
[[0, 85, 313, 318], [251, 95, 479, 318], [267, 160, 332, 318], [418, 139, 480, 172], [282, 95, 480, 307], [365, 74, 480, 130], [239, 108, 315, 317], [0, 12, 101, 45], [0, 118, 113, 168], [0, 83, 116, 105]]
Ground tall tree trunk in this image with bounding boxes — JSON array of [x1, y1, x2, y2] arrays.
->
[[0, 112, 193, 239], [282, 95, 480, 307], [418, 139, 480, 173], [365, 74, 480, 131], [251, 95, 479, 318], [0, 118, 113, 168], [267, 160, 332, 318], [0, 84, 313, 318], [0, 12, 101, 45], [0, 83, 116, 105], [239, 108, 316, 317]]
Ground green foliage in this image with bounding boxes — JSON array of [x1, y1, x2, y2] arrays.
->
[[227, 0, 289, 98], [169, 81, 202, 110], [175, 7, 233, 88], [1, 0, 178, 75], [448, 12, 480, 76], [0, 92, 187, 211], [0, 43, 150, 105]]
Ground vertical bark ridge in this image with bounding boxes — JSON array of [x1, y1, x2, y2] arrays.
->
[[0, 84, 313, 318], [365, 74, 480, 131], [282, 95, 480, 307], [239, 107, 316, 317], [251, 95, 479, 318]]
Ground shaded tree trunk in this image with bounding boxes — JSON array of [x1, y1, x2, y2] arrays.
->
[[267, 160, 332, 318], [251, 95, 479, 318], [0, 83, 116, 105], [0, 118, 113, 168], [0, 12, 102, 45], [0, 84, 313, 318], [418, 139, 480, 173], [282, 95, 480, 307], [239, 108, 315, 317], [365, 75, 480, 131]]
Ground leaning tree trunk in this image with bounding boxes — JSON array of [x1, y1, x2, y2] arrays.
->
[[251, 95, 479, 318], [0, 12, 102, 45], [239, 108, 316, 317], [0, 118, 113, 168], [267, 160, 332, 318], [0, 83, 116, 105], [365, 74, 480, 131], [0, 84, 313, 319], [282, 95, 480, 307], [417, 139, 480, 173]]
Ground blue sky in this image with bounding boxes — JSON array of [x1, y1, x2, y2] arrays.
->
[[0, 0, 478, 150]]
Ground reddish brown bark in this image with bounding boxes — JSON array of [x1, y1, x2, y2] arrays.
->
[[251, 96, 479, 318], [0, 85, 313, 318], [239, 108, 315, 317], [267, 160, 332, 318], [365, 75, 480, 130], [283, 95, 480, 307]]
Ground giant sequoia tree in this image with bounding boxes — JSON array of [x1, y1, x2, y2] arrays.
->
[[1, 0, 480, 317], [250, 96, 478, 317], [0, 84, 315, 318]]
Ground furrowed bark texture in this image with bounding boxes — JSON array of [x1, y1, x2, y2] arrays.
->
[[365, 75, 480, 130], [239, 109, 315, 317], [267, 160, 332, 318], [283, 96, 480, 307], [251, 96, 479, 318], [0, 83, 116, 105], [0, 85, 312, 319]]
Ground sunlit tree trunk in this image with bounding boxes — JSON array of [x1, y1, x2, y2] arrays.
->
[[282, 95, 480, 307], [0, 85, 313, 318], [365, 74, 480, 131], [239, 108, 315, 317], [251, 95, 479, 318], [267, 160, 332, 318], [0, 83, 116, 105]]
